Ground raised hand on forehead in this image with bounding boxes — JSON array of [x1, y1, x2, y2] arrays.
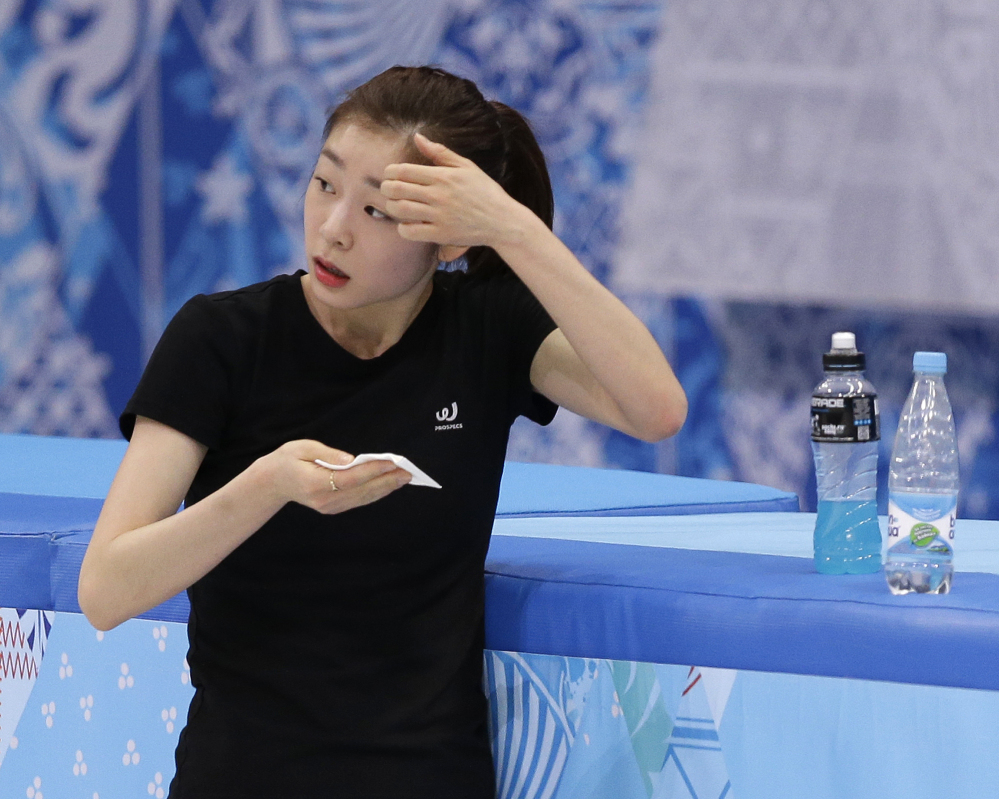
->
[[380, 133, 528, 251]]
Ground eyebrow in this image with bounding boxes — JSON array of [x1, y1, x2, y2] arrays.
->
[[319, 147, 382, 190]]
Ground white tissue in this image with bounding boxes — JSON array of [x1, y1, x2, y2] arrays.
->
[[314, 453, 442, 489]]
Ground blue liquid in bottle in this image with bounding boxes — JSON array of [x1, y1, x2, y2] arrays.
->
[[813, 499, 882, 574]]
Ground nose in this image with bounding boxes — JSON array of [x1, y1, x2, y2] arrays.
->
[[320, 201, 353, 250]]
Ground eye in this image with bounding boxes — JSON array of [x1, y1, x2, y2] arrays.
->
[[364, 205, 392, 221], [314, 177, 334, 193]]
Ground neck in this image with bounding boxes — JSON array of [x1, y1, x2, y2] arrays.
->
[[301, 274, 434, 359]]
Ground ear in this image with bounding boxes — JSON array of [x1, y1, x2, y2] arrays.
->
[[437, 244, 470, 263]]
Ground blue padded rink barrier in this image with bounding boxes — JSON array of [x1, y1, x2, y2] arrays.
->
[[3, 435, 999, 799], [0, 433, 799, 514]]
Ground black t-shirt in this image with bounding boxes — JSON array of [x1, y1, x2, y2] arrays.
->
[[121, 269, 558, 798]]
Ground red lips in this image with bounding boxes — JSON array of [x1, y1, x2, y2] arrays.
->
[[314, 256, 350, 288]]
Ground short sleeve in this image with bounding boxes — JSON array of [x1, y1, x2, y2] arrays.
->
[[483, 275, 559, 425], [120, 295, 237, 449]]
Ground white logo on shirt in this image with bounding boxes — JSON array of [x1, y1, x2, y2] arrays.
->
[[436, 402, 458, 422], [435, 402, 462, 431]]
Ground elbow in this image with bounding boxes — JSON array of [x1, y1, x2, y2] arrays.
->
[[634, 389, 688, 443], [77, 570, 126, 632], [79, 600, 124, 633]]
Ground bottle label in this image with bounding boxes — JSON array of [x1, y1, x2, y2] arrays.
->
[[887, 495, 957, 552], [810, 394, 879, 443]]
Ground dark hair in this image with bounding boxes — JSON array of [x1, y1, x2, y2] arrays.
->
[[323, 65, 554, 278]]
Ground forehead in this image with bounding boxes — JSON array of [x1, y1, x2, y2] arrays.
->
[[320, 122, 414, 170]]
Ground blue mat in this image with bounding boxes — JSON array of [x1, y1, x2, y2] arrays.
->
[[0, 492, 188, 622], [0, 493, 105, 610], [0, 434, 799, 516], [0, 434, 128, 498], [5, 509, 999, 690], [496, 461, 799, 516], [484, 535, 999, 691]]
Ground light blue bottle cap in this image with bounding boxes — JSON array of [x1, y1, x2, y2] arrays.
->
[[913, 351, 947, 374]]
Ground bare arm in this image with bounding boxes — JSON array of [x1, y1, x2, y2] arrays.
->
[[504, 216, 687, 442], [78, 416, 411, 631], [382, 134, 687, 442]]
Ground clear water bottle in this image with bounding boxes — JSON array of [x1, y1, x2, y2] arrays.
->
[[885, 352, 958, 594], [810, 332, 881, 574]]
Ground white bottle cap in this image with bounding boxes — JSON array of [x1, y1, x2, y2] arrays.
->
[[830, 331, 856, 351]]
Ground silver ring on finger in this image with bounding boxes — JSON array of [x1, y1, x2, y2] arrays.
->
[[329, 471, 339, 492]]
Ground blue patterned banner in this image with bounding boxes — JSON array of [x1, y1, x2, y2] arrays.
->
[[3, 0, 999, 516], [7, 612, 997, 798]]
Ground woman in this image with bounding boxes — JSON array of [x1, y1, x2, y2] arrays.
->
[[78, 66, 686, 798]]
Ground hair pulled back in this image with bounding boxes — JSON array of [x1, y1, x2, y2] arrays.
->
[[323, 65, 554, 278]]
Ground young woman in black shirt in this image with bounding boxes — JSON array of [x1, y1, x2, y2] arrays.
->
[[79, 66, 687, 798]]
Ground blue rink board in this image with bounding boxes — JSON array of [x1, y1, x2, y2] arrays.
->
[[0, 433, 799, 515], [484, 535, 999, 690], [495, 461, 799, 516], [4, 499, 999, 690]]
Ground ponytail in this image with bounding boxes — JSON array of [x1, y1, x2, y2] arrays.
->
[[463, 102, 554, 279]]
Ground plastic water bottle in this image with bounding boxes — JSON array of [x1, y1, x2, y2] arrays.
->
[[885, 352, 958, 594], [810, 332, 881, 574]]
